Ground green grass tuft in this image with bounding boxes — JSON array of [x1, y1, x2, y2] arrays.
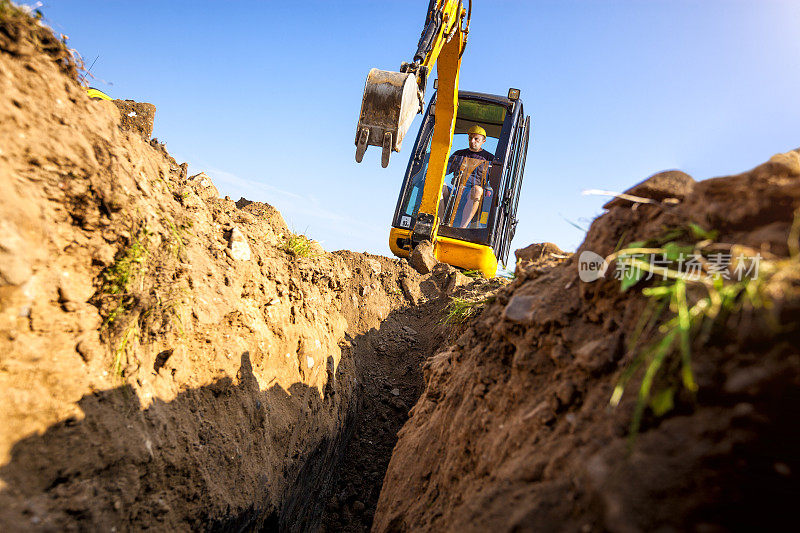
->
[[442, 296, 484, 325], [112, 322, 138, 377], [103, 234, 148, 296], [280, 233, 316, 258], [607, 221, 789, 443]]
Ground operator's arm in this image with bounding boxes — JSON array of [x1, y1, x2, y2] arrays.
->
[[445, 152, 461, 175]]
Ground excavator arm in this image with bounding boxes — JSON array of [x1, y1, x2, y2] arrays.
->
[[356, 0, 471, 248], [355, 0, 470, 168]]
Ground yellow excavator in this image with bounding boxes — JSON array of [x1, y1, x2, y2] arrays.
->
[[356, 0, 530, 278]]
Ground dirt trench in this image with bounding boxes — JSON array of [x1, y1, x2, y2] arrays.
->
[[0, 9, 502, 531], [6, 7, 800, 533]]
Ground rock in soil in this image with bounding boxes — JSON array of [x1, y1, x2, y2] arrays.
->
[[409, 240, 438, 274]]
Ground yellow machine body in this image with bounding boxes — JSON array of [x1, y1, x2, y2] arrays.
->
[[86, 88, 112, 101], [389, 227, 498, 278]]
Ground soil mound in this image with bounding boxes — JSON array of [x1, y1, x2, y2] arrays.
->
[[374, 152, 800, 531], [514, 242, 570, 276]]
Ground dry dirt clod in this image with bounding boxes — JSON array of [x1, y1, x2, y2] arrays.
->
[[602, 169, 696, 209], [187, 172, 219, 202], [409, 240, 437, 274], [0, 220, 32, 286], [112, 100, 156, 140], [400, 276, 424, 305], [514, 242, 571, 277], [75, 337, 103, 363]]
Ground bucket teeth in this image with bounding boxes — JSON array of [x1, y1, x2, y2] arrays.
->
[[381, 132, 393, 168], [355, 127, 369, 163]]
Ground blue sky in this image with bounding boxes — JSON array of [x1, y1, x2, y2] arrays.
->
[[34, 1, 800, 261]]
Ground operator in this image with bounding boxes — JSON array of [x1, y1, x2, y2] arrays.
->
[[445, 125, 494, 228]]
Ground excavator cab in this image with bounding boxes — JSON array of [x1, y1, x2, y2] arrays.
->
[[389, 90, 531, 277]]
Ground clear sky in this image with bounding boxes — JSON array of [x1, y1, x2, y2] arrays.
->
[[32, 1, 800, 261]]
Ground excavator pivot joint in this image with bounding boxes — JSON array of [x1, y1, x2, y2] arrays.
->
[[411, 213, 436, 247]]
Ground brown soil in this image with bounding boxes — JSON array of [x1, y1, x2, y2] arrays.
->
[[374, 153, 800, 532], [4, 7, 800, 533]]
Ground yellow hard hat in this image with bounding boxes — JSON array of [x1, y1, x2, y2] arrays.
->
[[468, 125, 487, 137]]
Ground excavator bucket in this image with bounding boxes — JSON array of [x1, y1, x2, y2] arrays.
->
[[355, 68, 419, 168]]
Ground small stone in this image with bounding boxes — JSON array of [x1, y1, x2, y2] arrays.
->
[[724, 366, 772, 395], [574, 334, 622, 374], [227, 227, 251, 261], [409, 240, 437, 274], [365, 258, 382, 276], [390, 388, 400, 396], [154, 498, 171, 515], [555, 380, 577, 407], [503, 294, 535, 324], [390, 397, 407, 410]]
